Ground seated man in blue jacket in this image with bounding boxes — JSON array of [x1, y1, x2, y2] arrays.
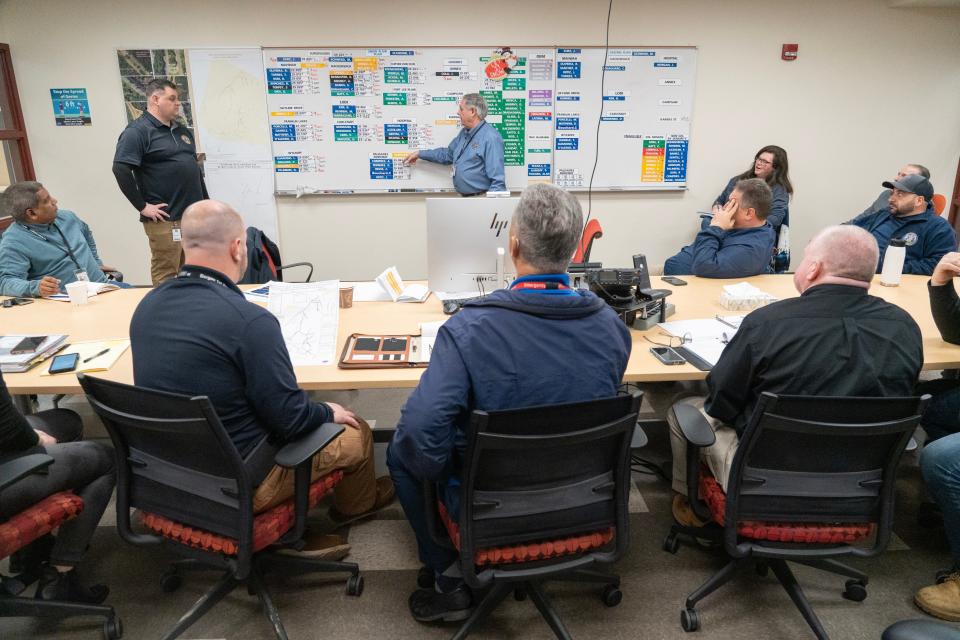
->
[[663, 178, 775, 278], [0, 181, 119, 297], [848, 173, 955, 276], [387, 183, 632, 624]]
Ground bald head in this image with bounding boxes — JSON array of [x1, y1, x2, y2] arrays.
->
[[181, 200, 245, 251], [180, 200, 248, 282], [794, 225, 879, 293]]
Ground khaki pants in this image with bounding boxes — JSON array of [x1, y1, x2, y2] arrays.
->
[[252, 418, 376, 515], [143, 221, 184, 286], [668, 396, 740, 496]]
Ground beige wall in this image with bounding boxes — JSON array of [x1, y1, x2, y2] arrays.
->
[[1, 0, 958, 284]]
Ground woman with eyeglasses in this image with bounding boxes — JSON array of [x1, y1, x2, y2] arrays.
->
[[712, 145, 793, 233]]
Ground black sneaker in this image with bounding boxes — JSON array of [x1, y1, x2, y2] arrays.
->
[[408, 585, 473, 622], [35, 566, 109, 605]]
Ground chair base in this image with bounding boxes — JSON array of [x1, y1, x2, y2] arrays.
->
[[451, 568, 620, 640], [0, 591, 121, 639], [158, 553, 361, 640], [666, 526, 869, 640]]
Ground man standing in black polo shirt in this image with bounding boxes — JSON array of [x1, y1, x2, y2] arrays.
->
[[112, 79, 208, 285]]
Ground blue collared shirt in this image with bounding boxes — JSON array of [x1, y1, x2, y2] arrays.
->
[[419, 120, 506, 194], [0, 210, 107, 297]]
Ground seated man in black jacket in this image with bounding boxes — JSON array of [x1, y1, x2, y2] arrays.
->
[[129, 200, 392, 558], [668, 225, 923, 525], [0, 372, 115, 603]]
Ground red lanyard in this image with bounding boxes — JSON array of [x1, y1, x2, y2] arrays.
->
[[511, 281, 570, 291]]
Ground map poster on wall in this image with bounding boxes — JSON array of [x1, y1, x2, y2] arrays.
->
[[116, 49, 194, 130], [50, 88, 91, 126]]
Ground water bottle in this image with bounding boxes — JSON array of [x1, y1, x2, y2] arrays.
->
[[879, 238, 907, 287]]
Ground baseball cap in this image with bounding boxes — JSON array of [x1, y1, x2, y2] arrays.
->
[[882, 174, 934, 201]]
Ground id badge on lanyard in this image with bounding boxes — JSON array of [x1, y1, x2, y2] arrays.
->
[[172, 226, 182, 242], [74, 269, 89, 282]]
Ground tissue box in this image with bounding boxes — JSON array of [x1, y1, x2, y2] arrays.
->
[[719, 282, 778, 311]]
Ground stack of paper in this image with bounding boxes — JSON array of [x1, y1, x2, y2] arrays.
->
[[657, 318, 743, 368], [0, 335, 68, 373]]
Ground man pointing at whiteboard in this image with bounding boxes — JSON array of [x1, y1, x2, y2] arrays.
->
[[404, 93, 506, 196]]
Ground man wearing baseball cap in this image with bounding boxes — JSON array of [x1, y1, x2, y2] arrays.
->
[[849, 173, 956, 275]]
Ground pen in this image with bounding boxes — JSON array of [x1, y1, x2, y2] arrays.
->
[[83, 348, 109, 363]]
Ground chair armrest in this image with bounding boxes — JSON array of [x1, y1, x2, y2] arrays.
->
[[103, 269, 124, 283], [275, 423, 345, 468], [0, 454, 54, 491], [672, 403, 716, 448], [278, 262, 314, 283]]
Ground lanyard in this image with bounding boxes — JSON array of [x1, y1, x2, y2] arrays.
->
[[19, 222, 82, 271], [452, 120, 486, 166], [510, 280, 571, 291], [177, 267, 234, 290]]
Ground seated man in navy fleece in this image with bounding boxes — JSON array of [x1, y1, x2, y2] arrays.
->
[[663, 177, 775, 278], [387, 183, 632, 624], [848, 173, 955, 276]]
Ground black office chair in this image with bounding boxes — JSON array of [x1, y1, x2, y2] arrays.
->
[[78, 374, 363, 640], [665, 392, 928, 640], [424, 392, 641, 640], [241, 226, 313, 284], [0, 454, 121, 639]]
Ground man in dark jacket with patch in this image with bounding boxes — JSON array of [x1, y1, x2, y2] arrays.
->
[[387, 183, 632, 624], [848, 173, 955, 275]]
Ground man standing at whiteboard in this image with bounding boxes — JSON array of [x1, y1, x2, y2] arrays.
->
[[404, 93, 506, 196]]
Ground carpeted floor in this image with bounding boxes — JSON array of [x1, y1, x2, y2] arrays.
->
[[1, 388, 956, 639]]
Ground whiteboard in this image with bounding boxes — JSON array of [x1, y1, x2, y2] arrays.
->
[[552, 47, 696, 191], [264, 47, 555, 194], [262, 46, 696, 195]]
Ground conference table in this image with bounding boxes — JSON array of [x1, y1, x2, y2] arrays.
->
[[3, 275, 960, 400]]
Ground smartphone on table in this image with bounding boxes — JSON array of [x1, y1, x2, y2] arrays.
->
[[650, 346, 687, 365], [10, 336, 46, 354], [661, 276, 687, 286], [48, 353, 80, 374]]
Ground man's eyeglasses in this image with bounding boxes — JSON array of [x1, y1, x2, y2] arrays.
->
[[643, 332, 691, 349]]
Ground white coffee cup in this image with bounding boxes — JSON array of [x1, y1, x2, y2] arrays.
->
[[65, 281, 89, 306]]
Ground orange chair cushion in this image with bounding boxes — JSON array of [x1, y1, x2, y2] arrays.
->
[[437, 501, 614, 567], [698, 471, 873, 544], [140, 471, 343, 556], [0, 491, 84, 560]]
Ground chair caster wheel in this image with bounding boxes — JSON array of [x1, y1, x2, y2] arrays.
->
[[663, 533, 680, 554], [159, 570, 182, 593], [755, 562, 769, 577], [103, 615, 123, 639], [842, 579, 867, 602], [346, 574, 364, 596], [681, 608, 700, 632], [601, 584, 622, 607], [514, 587, 527, 601]]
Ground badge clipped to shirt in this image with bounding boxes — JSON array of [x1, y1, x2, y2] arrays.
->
[[172, 227, 182, 243], [74, 269, 89, 282]]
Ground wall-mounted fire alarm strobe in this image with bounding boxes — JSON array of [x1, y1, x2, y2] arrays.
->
[[782, 44, 799, 61]]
